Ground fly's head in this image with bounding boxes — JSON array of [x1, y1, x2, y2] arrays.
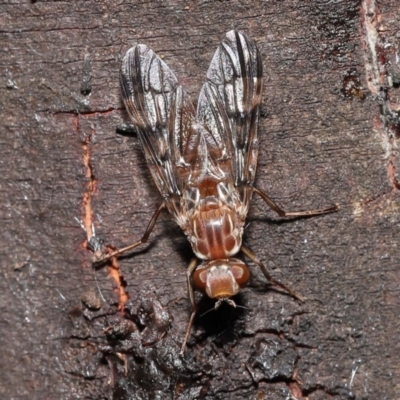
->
[[193, 259, 250, 308]]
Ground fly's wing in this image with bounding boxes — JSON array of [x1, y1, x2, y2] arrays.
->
[[197, 31, 263, 192], [120, 45, 204, 202]]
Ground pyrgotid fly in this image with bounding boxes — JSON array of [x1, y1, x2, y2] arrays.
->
[[95, 31, 339, 353]]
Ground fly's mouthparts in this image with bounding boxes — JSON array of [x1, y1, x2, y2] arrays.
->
[[214, 298, 237, 310]]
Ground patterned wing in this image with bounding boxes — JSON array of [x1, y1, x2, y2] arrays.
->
[[196, 30, 263, 189], [120, 45, 204, 201]]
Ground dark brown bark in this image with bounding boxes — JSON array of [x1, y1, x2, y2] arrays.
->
[[1, 1, 400, 399]]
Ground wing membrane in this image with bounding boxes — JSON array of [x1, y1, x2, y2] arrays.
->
[[120, 45, 203, 199], [120, 31, 263, 213], [197, 30, 263, 188]]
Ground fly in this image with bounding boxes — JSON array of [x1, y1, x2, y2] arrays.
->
[[95, 31, 339, 353]]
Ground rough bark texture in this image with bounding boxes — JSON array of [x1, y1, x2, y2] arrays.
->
[[1, 1, 400, 399]]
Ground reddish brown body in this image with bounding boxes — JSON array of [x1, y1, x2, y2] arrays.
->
[[189, 178, 243, 260], [179, 177, 251, 301], [117, 30, 262, 313]]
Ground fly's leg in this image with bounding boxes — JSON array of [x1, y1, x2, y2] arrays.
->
[[248, 187, 338, 299], [253, 187, 339, 218], [180, 258, 199, 355], [93, 203, 166, 263], [241, 245, 304, 302]]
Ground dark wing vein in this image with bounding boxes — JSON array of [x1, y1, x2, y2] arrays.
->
[[197, 30, 263, 188], [120, 45, 200, 200]]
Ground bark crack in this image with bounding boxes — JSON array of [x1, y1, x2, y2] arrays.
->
[[77, 114, 128, 310]]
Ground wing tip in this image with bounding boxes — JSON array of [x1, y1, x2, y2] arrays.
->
[[224, 30, 253, 48], [124, 43, 150, 57], [222, 30, 262, 81]]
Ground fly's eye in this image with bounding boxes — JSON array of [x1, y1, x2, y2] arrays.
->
[[231, 264, 250, 287], [193, 269, 208, 291]]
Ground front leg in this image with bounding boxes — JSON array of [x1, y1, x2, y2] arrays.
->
[[241, 245, 304, 302], [180, 258, 199, 355]]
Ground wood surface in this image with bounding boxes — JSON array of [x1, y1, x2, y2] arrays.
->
[[1, 1, 400, 399]]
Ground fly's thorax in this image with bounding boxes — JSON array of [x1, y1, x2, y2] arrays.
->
[[190, 203, 243, 260], [193, 259, 250, 299], [182, 178, 244, 260]]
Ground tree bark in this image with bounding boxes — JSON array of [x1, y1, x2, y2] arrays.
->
[[1, 1, 400, 399]]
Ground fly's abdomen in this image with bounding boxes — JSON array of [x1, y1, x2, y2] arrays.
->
[[190, 205, 242, 260]]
